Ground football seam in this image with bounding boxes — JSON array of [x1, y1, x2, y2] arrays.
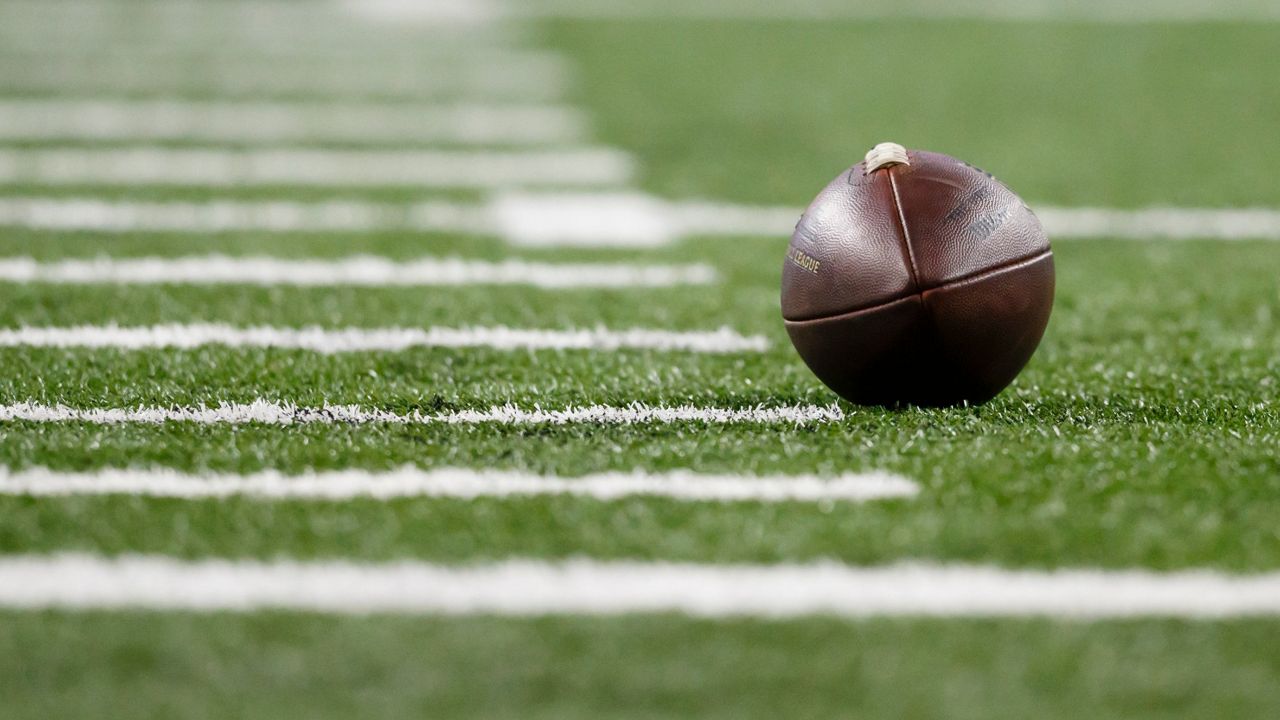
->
[[921, 249, 1053, 297], [885, 168, 923, 291], [884, 165, 945, 362], [782, 249, 1053, 325]]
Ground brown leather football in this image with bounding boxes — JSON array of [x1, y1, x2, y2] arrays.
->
[[781, 142, 1054, 407]]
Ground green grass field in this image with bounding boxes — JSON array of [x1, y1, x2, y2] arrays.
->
[[1, 1, 1279, 717]]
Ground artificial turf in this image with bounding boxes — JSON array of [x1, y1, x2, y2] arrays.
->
[[2, 2, 1279, 717], [5, 613, 1280, 720]]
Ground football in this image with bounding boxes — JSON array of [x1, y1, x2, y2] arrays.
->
[[782, 142, 1055, 407]]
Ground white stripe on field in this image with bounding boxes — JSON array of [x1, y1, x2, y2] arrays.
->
[[0, 30, 530, 57], [344, 0, 503, 24], [0, 466, 915, 503], [490, 193, 805, 247], [4, 194, 1274, 244], [3, 0, 502, 27], [0, 44, 549, 63], [22, 0, 1280, 30], [0, 100, 589, 145], [0, 195, 779, 242], [0, 256, 716, 288], [0, 31, 537, 59], [1033, 206, 1280, 241], [0, 324, 767, 354], [0, 45, 561, 66], [0, 401, 846, 426], [0, 148, 633, 189], [2, 554, 1279, 618], [0, 51, 568, 75], [0, 56, 569, 100], [0, 197, 486, 234], [493, 195, 1280, 244]]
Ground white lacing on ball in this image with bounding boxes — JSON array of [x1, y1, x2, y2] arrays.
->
[[864, 142, 910, 173]]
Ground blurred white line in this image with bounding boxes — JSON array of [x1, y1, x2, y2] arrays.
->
[[1034, 207, 1280, 241], [0, 324, 767, 353], [0, 194, 793, 243], [493, 198, 1280, 243], [0, 466, 913, 503], [344, 0, 503, 24], [491, 193, 799, 247], [1, 194, 1274, 243], [0, 48, 566, 69], [0, 30, 531, 56], [0, 100, 589, 145], [0, 148, 633, 189], [2, 0, 503, 26], [0, 255, 716, 288], [0, 57, 569, 100], [0, 44, 549, 62], [31, 0, 1278, 25], [0, 401, 846, 426], [0, 197, 485, 234], [3, 554, 1279, 617]]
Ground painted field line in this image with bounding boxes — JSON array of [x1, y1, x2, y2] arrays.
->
[[0, 148, 633, 189], [344, 0, 504, 24], [0, 100, 589, 145], [0, 324, 767, 354], [505, 0, 1280, 23], [2, 554, 1279, 618], [0, 195, 746, 242], [5, 194, 1274, 244], [0, 59, 568, 100], [0, 53, 570, 93], [0, 197, 484, 234], [0, 255, 716, 288], [1033, 207, 1280, 241], [491, 193, 804, 247], [498, 195, 1280, 244], [0, 47, 562, 66], [0, 31, 533, 58], [0, 466, 914, 503], [0, 401, 846, 426], [4, 0, 501, 26]]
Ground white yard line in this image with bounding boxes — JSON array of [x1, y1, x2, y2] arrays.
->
[[0, 466, 915, 503], [0, 46, 561, 66], [4, 194, 1276, 243], [1033, 206, 1280, 241], [489, 193, 803, 247], [0, 149, 632, 189], [0, 30, 534, 58], [1, 554, 1278, 618], [0, 1, 521, 61], [0, 255, 715, 288], [0, 100, 589, 145], [0, 324, 767, 353], [0, 44, 549, 62], [2, 0, 504, 27], [0, 401, 846, 426], [0, 197, 485, 234], [501, 197, 1280, 244], [344, 0, 504, 25], [0, 55, 570, 100], [13, 0, 1275, 27]]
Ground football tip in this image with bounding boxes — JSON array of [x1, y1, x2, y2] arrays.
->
[[864, 142, 910, 173]]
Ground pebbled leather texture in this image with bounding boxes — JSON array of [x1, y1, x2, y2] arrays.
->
[[892, 150, 1049, 287], [781, 148, 1055, 407], [781, 162, 913, 321]]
